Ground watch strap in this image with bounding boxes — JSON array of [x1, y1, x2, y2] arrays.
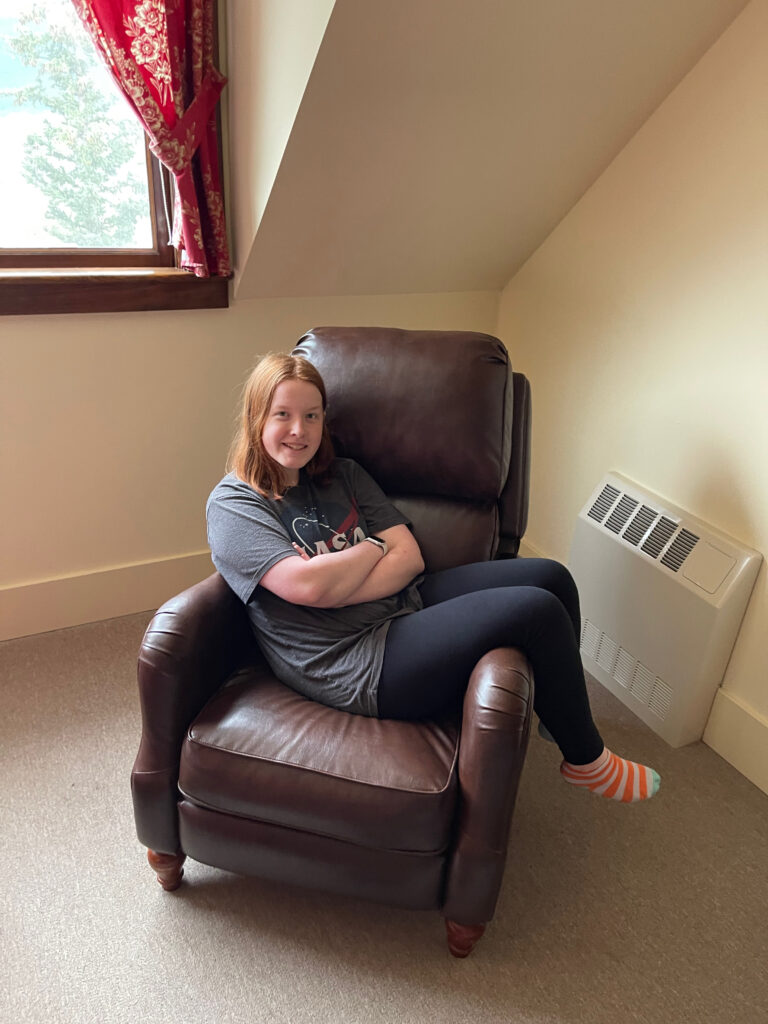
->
[[364, 535, 388, 555]]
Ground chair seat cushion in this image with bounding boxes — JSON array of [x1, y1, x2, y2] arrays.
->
[[179, 665, 460, 853]]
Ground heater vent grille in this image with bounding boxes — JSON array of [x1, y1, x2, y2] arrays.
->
[[660, 528, 700, 572], [648, 678, 674, 719], [595, 633, 618, 673], [605, 495, 639, 534], [641, 516, 678, 558], [623, 505, 657, 547], [586, 479, 701, 573], [629, 662, 655, 704], [581, 619, 601, 660], [580, 619, 672, 722], [614, 648, 636, 688], [588, 484, 621, 523]]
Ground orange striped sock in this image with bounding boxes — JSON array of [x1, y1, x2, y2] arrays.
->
[[560, 748, 660, 802]]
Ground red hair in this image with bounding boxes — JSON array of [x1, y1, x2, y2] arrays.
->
[[227, 353, 334, 497]]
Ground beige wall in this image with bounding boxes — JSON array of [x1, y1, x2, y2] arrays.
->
[[0, 289, 498, 640], [227, 0, 335, 295], [497, 0, 767, 791], [233, 0, 750, 299]]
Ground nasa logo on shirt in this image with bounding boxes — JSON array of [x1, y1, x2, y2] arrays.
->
[[288, 502, 367, 556]]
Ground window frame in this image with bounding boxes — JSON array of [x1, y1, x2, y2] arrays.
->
[[0, 146, 174, 271], [0, 5, 230, 317], [0, 147, 230, 316]]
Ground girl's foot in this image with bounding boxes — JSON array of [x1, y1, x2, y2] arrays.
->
[[561, 748, 660, 802]]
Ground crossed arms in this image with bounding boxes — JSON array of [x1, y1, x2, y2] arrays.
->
[[259, 524, 424, 609]]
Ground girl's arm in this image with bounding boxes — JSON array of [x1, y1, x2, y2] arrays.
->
[[260, 535, 385, 608], [331, 525, 424, 606]]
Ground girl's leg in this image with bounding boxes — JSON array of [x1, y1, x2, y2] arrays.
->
[[379, 576, 661, 802], [418, 558, 581, 639], [418, 558, 583, 742], [378, 584, 604, 764]]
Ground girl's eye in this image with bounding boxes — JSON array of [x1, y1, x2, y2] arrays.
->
[[307, 413, 319, 420]]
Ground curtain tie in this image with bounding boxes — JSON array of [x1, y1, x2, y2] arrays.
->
[[150, 67, 227, 175]]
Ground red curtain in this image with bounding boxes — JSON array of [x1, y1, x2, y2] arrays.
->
[[71, 0, 231, 277]]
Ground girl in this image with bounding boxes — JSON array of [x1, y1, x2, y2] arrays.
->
[[207, 353, 660, 803]]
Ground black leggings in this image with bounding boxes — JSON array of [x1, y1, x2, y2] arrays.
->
[[376, 558, 604, 764]]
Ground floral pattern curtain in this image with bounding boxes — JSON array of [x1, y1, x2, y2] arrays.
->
[[71, 0, 231, 277]]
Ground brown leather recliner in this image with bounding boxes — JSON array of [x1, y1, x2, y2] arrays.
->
[[131, 327, 534, 958]]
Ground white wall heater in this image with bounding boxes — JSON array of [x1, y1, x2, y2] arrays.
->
[[568, 472, 762, 747]]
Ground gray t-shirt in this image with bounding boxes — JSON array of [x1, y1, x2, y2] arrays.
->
[[206, 459, 423, 716]]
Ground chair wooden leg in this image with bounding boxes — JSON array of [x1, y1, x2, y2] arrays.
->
[[147, 849, 186, 891], [445, 920, 486, 958]]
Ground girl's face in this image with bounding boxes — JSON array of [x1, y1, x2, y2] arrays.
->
[[262, 379, 324, 485]]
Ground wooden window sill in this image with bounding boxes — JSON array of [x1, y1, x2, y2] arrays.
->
[[0, 268, 229, 316]]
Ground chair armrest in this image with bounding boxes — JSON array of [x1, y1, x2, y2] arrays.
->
[[442, 647, 533, 925], [131, 572, 259, 853], [497, 372, 531, 557]]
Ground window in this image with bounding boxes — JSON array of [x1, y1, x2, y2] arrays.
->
[[0, 0, 228, 314]]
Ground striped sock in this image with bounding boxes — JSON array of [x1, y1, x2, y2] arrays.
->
[[561, 748, 660, 802]]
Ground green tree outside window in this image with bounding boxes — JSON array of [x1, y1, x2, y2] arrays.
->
[[8, 1, 152, 249]]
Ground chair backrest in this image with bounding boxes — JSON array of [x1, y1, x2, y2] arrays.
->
[[293, 327, 530, 572]]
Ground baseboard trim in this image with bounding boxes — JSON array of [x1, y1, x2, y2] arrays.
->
[[0, 551, 214, 641], [517, 538, 546, 559], [703, 689, 768, 796]]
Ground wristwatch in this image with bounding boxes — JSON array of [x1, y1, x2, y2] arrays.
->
[[364, 534, 388, 556]]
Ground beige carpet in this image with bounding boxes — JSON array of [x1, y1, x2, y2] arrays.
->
[[2, 610, 767, 1024]]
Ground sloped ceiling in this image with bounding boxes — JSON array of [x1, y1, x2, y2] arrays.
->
[[233, 0, 750, 299]]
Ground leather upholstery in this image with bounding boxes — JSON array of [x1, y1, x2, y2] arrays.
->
[[295, 327, 531, 560], [294, 327, 511, 500], [498, 372, 532, 555], [132, 326, 533, 935], [132, 572, 256, 854], [443, 649, 533, 923], [178, 801, 448, 910], [386, 495, 497, 572], [180, 669, 460, 851]]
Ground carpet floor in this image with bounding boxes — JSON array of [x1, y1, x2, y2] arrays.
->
[[1, 610, 767, 1024]]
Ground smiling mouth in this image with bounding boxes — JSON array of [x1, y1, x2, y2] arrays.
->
[[282, 443, 307, 451]]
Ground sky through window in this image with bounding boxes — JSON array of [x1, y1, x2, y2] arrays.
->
[[1, 0, 153, 250]]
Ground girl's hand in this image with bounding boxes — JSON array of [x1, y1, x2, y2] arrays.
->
[[292, 542, 312, 561]]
